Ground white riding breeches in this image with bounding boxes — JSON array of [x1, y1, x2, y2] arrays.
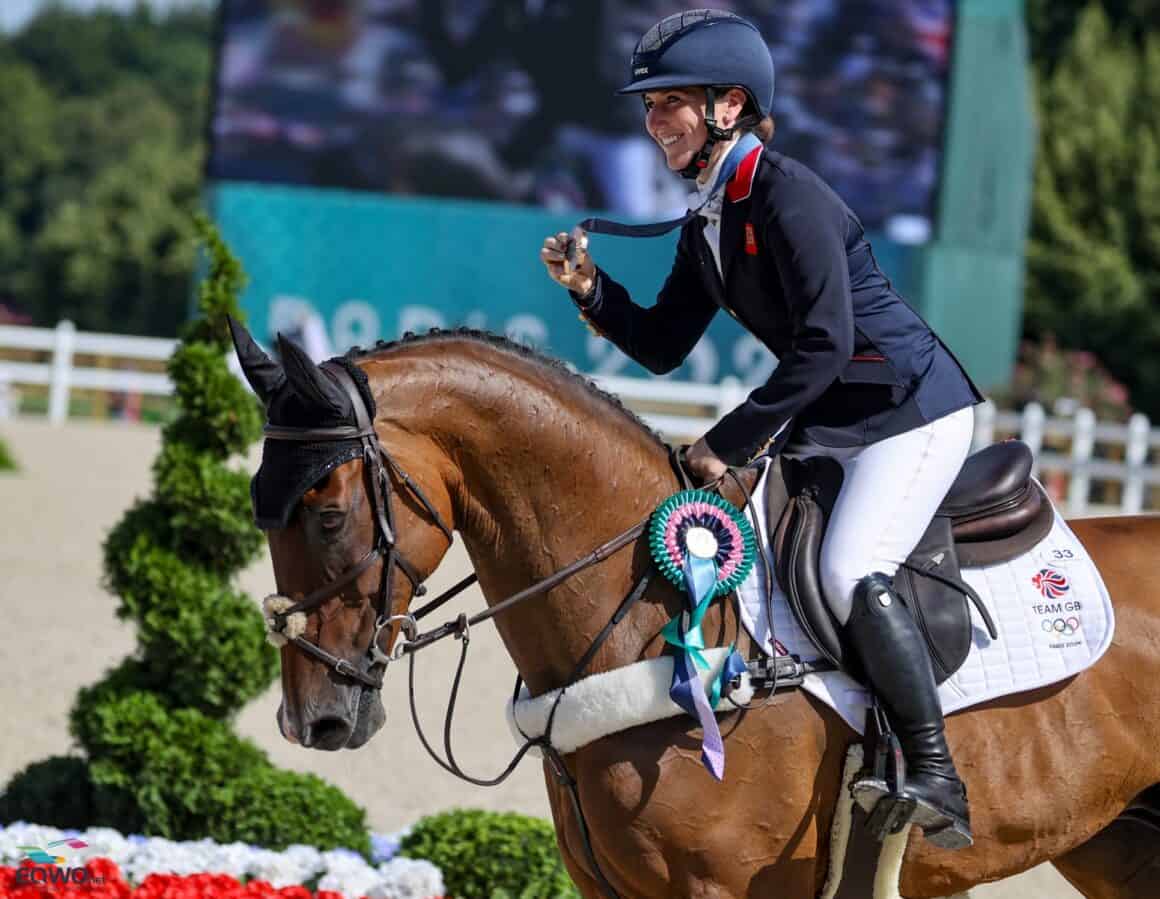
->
[[783, 406, 976, 625]]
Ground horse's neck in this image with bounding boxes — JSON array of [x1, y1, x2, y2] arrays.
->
[[379, 345, 677, 695]]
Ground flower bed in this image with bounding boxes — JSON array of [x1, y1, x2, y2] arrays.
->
[[0, 824, 443, 899]]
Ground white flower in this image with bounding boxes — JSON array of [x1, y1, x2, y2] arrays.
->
[[77, 827, 132, 864], [368, 857, 445, 899], [248, 844, 325, 887]]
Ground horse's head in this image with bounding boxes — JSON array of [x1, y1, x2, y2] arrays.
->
[[229, 318, 454, 750]]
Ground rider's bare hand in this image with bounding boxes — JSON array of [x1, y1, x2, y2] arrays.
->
[[541, 229, 596, 298], [687, 437, 728, 482]]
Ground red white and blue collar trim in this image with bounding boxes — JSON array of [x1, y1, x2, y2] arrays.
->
[[726, 145, 761, 204]]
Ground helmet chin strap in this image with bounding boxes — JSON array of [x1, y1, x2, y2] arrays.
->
[[679, 85, 734, 180]]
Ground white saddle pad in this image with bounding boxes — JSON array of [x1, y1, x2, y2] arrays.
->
[[736, 460, 1116, 734]]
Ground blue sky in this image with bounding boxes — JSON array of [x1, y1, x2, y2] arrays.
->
[[1, 0, 209, 32]]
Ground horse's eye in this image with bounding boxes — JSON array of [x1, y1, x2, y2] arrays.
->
[[319, 509, 346, 531]]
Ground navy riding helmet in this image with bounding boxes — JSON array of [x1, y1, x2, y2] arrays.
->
[[618, 9, 776, 179]]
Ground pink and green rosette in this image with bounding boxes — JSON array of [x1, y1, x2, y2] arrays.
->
[[648, 489, 756, 598]]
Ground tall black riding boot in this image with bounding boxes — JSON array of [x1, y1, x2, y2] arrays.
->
[[846, 573, 973, 849]]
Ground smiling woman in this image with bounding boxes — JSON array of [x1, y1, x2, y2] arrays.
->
[[539, 6, 994, 851], [642, 86, 762, 172]]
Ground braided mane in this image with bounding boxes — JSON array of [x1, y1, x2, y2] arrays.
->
[[346, 328, 664, 445]]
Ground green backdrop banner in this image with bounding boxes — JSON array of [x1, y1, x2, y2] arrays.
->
[[209, 181, 922, 386]]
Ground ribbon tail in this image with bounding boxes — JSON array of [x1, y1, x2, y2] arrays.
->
[[677, 553, 727, 779], [668, 648, 725, 780]]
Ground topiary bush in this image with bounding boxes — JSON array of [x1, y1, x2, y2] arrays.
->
[[0, 436, 16, 471], [401, 809, 580, 899], [0, 216, 370, 857]]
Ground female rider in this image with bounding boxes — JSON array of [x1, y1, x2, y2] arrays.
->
[[540, 9, 982, 849]]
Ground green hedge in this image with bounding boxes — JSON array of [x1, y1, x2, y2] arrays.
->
[[0, 757, 97, 830], [0, 437, 16, 471], [0, 216, 370, 854], [402, 809, 580, 899]]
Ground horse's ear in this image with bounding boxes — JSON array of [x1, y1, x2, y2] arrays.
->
[[228, 315, 285, 406], [276, 332, 352, 419]]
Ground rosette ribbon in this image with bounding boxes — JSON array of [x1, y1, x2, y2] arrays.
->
[[649, 490, 755, 781]]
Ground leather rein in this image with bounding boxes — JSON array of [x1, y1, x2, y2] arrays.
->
[[261, 362, 655, 697]]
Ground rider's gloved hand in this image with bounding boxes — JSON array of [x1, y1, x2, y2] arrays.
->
[[540, 228, 596, 299]]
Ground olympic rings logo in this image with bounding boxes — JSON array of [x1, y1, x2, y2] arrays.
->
[[1041, 617, 1081, 635]]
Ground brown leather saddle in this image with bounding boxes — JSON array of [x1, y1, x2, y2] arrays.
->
[[768, 440, 1054, 681]]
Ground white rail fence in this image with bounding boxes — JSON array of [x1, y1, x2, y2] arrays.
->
[[2, 321, 1157, 515]]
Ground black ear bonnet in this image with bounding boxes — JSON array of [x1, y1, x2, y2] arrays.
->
[[227, 316, 378, 529], [251, 355, 376, 529]]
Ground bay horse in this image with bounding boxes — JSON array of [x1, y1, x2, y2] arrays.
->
[[233, 323, 1160, 899]]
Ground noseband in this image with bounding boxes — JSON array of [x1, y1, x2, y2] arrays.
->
[[261, 362, 454, 690]]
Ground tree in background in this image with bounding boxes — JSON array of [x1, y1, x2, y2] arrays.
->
[[1023, 4, 1160, 417], [0, 6, 211, 336], [0, 218, 370, 855], [1027, 0, 1160, 71]]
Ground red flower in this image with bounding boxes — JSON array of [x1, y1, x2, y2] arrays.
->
[[0, 867, 372, 899]]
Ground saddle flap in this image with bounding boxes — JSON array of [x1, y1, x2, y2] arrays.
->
[[772, 457, 847, 669], [771, 457, 977, 684]]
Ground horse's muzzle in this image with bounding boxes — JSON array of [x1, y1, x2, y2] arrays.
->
[[301, 715, 355, 750], [278, 688, 385, 750]]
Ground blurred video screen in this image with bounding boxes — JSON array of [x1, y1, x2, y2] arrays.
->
[[208, 0, 954, 242]]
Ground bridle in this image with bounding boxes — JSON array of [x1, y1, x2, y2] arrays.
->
[[261, 362, 653, 692], [262, 362, 455, 690]]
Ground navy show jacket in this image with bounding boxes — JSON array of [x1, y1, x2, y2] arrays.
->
[[576, 145, 983, 466]]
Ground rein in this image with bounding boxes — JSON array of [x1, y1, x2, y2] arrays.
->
[[401, 520, 647, 653]]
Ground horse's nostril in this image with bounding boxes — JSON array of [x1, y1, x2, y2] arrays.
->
[[301, 716, 352, 750]]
